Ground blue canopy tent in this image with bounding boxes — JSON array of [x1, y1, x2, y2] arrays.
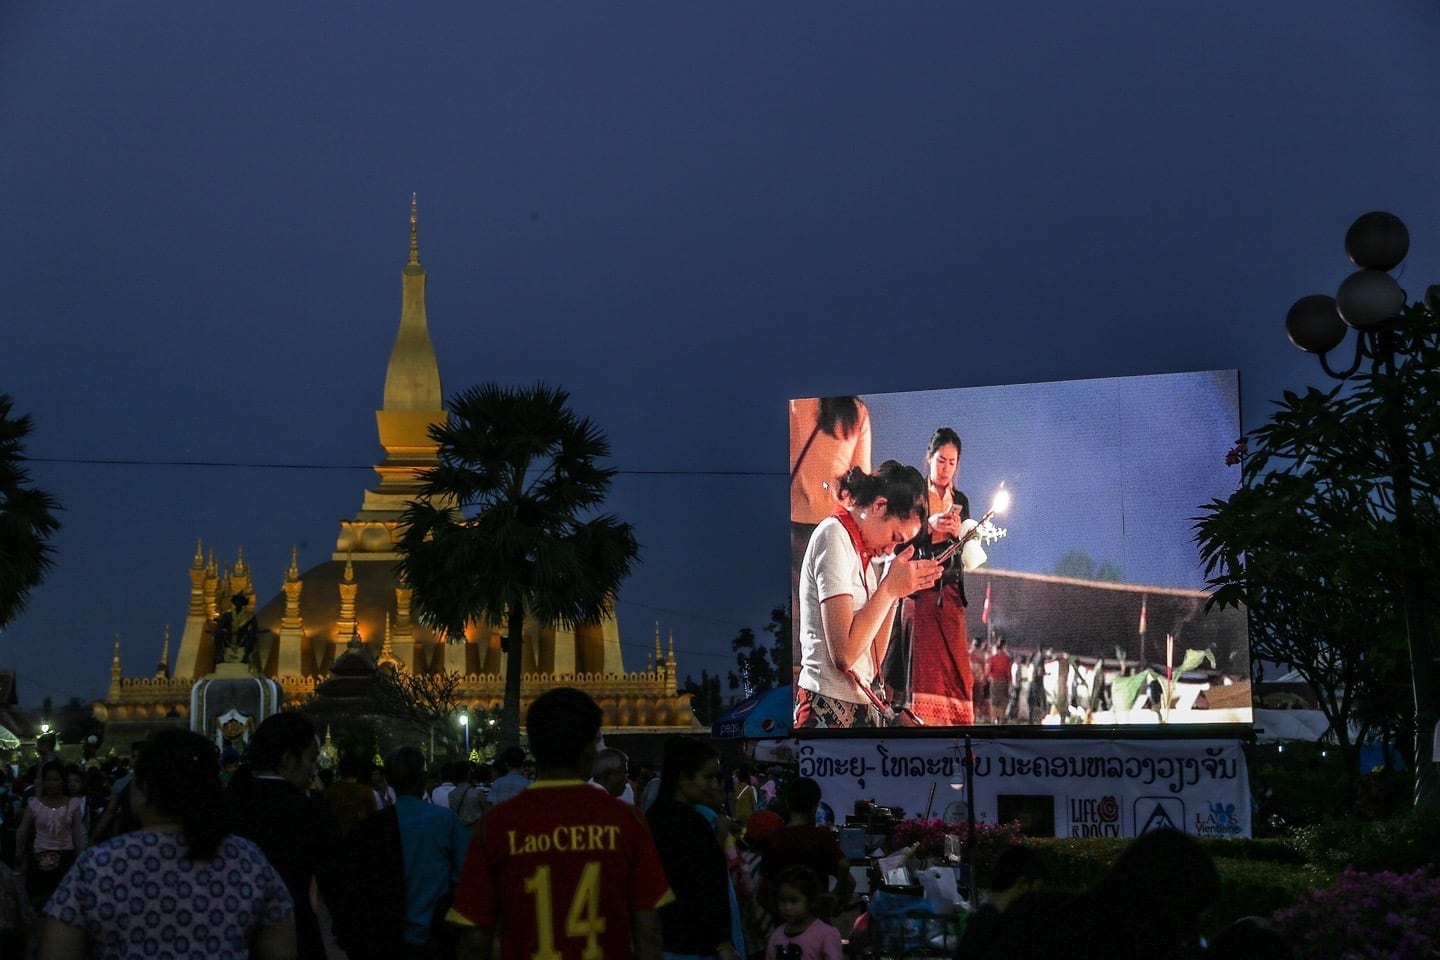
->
[[710, 684, 793, 740]]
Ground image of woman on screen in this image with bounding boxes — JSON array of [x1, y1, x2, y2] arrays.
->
[[887, 427, 983, 726], [790, 396, 872, 680], [794, 460, 940, 729]]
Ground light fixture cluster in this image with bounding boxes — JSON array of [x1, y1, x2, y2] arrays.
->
[[1284, 213, 1440, 375]]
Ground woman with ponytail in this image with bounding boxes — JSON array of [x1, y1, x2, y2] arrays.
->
[[794, 460, 941, 729], [38, 730, 296, 960], [789, 396, 872, 680]]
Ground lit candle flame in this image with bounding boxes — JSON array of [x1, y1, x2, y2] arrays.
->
[[990, 483, 1011, 515]]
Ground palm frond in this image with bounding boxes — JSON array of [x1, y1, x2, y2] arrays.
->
[[0, 394, 64, 629], [397, 381, 639, 642]]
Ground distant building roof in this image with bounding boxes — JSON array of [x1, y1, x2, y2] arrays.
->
[[1252, 681, 1319, 710], [967, 568, 1248, 676]]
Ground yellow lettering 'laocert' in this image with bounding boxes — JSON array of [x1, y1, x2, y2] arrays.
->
[[507, 824, 621, 855]]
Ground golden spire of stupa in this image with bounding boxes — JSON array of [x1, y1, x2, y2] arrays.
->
[[340, 195, 447, 546], [157, 626, 170, 678], [384, 194, 440, 410], [108, 636, 123, 700], [409, 193, 420, 266], [378, 614, 400, 669]]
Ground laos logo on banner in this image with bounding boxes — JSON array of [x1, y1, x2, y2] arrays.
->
[[793, 737, 1250, 839]]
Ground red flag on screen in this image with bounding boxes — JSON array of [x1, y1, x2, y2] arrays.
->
[[1139, 596, 1148, 635], [982, 582, 991, 624]]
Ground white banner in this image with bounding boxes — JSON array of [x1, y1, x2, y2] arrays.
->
[[781, 737, 1249, 839]]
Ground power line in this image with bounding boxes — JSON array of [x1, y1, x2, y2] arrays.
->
[[614, 598, 756, 630], [32, 456, 371, 471], [28, 455, 782, 477], [22, 455, 785, 673]]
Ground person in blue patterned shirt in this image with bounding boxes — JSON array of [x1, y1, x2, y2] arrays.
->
[[39, 729, 295, 960]]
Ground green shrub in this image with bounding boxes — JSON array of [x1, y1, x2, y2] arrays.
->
[[1007, 837, 1326, 936], [1013, 837, 1124, 891], [1209, 857, 1333, 932], [1196, 837, 1305, 864], [1287, 808, 1440, 874], [969, 815, 1437, 939]]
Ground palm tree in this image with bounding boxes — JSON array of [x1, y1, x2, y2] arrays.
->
[[396, 383, 639, 748], [0, 394, 63, 631]]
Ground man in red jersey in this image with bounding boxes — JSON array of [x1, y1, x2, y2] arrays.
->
[[449, 688, 671, 960]]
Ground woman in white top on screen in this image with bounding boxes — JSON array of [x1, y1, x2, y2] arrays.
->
[[795, 461, 941, 729], [790, 396, 872, 683]]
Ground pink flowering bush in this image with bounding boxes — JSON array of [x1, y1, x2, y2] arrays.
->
[[1272, 867, 1440, 960], [886, 818, 951, 858], [886, 817, 1024, 864]]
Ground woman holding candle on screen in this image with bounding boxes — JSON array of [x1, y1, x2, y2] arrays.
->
[[890, 427, 990, 726], [794, 460, 940, 729]]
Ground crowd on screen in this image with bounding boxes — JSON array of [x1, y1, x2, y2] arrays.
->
[[954, 637, 1235, 726], [901, 636, 1161, 726]]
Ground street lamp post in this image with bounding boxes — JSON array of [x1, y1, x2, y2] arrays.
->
[[1284, 210, 1440, 809], [459, 712, 470, 758]]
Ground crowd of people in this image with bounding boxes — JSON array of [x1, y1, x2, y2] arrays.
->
[[1, 693, 1294, 960], [0, 695, 850, 960]]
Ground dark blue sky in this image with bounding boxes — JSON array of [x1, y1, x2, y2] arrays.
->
[[861, 370, 1239, 592], [2, 3, 1438, 704]]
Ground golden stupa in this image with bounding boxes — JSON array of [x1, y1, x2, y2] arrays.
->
[[95, 199, 695, 744]]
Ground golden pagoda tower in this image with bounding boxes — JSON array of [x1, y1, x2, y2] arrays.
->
[[96, 200, 694, 746]]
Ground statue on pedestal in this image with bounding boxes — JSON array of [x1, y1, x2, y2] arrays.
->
[[214, 592, 258, 670]]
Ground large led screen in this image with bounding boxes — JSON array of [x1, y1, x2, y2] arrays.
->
[[789, 371, 1250, 734]]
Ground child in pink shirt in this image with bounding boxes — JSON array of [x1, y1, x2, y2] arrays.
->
[[766, 866, 842, 960]]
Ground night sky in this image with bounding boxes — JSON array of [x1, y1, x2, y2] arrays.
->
[[3, 3, 1439, 706]]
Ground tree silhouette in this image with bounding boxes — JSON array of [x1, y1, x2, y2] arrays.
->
[[0, 394, 62, 632], [1196, 303, 1440, 806], [728, 603, 792, 696], [683, 669, 723, 726], [397, 384, 639, 749], [1053, 550, 1121, 582]]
